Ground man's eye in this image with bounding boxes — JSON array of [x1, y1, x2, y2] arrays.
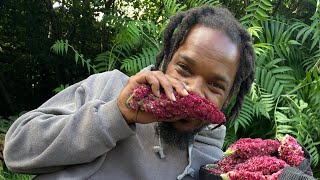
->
[[209, 82, 225, 91], [177, 63, 191, 75]]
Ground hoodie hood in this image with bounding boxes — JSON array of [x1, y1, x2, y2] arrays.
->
[[153, 124, 226, 179]]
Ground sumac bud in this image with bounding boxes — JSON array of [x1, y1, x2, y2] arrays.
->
[[234, 156, 287, 175], [221, 170, 265, 180], [278, 134, 305, 166], [224, 138, 280, 160], [204, 135, 306, 180], [126, 84, 226, 124]]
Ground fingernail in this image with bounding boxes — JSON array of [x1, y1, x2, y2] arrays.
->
[[171, 93, 176, 101], [185, 85, 191, 91], [183, 89, 189, 96], [156, 90, 160, 97]]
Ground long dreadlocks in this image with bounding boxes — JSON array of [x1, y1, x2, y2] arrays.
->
[[152, 6, 255, 121]]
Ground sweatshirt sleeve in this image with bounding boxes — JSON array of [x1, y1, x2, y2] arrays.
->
[[4, 69, 135, 174]]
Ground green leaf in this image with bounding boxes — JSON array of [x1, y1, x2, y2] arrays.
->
[[259, 2, 272, 11], [297, 26, 309, 40], [288, 40, 301, 45], [310, 35, 319, 50], [267, 77, 276, 92], [301, 28, 313, 44], [275, 74, 295, 80], [75, 52, 79, 64], [261, 0, 272, 6], [270, 67, 293, 74], [265, 58, 283, 68], [256, 8, 269, 18], [65, 39, 68, 54]]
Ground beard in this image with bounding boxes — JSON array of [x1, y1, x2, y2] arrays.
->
[[155, 121, 208, 150]]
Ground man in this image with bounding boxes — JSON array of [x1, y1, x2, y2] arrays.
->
[[4, 6, 255, 179]]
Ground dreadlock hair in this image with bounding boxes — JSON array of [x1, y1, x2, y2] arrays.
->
[[152, 6, 255, 121]]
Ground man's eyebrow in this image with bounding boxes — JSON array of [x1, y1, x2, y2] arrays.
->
[[180, 54, 196, 65]]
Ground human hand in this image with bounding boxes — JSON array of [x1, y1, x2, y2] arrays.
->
[[117, 70, 189, 124]]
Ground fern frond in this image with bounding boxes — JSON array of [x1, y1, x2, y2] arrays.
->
[[275, 95, 320, 166], [94, 52, 118, 72], [53, 84, 70, 94], [303, 49, 320, 71], [257, 18, 307, 68], [185, 0, 220, 8], [255, 60, 295, 98], [240, 0, 272, 26], [253, 43, 271, 57], [114, 20, 161, 54], [114, 21, 142, 52], [223, 123, 238, 150], [274, 111, 298, 137], [163, 0, 187, 17], [259, 19, 295, 59], [234, 95, 254, 133], [51, 39, 69, 55], [293, 19, 320, 50], [254, 89, 275, 119], [248, 26, 263, 39], [298, 127, 320, 166], [120, 48, 159, 75], [51, 40, 97, 74]]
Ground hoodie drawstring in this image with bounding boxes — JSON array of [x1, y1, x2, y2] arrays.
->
[[177, 143, 195, 179], [153, 128, 195, 179], [153, 131, 165, 159]]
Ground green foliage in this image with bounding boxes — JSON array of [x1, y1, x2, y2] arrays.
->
[[163, 0, 187, 17], [94, 52, 118, 72], [275, 95, 320, 166], [51, 40, 98, 74], [0, 168, 31, 180], [223, 122, 238, 150], [116, 20, 162, 52], [256, 57, 295, 98], [262, 19, 294, 60], [233, 95, 254, 133], [0, 112, 26, 135], [0, 116, 18, 134], [240, 0, 272, 26], [53, 84, 70, 94], [185, 0, 220, 8], [50, 0, 186, 76], [226, 0, 320, 172], [120, 48, 159, 75]]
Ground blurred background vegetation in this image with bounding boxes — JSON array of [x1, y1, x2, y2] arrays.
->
[[0, 0, 319, 179]]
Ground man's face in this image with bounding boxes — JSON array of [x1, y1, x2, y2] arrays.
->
[[159, 25, 240, 144]]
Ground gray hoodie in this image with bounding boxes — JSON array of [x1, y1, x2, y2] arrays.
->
[[4, 69, 226, 180]]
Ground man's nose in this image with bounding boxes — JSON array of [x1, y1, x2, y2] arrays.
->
[[184, 78, 205, 98]]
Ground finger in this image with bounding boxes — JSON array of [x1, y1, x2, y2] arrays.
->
[[133, 71, 161, 97], [153, 71, 176, 101], [165, 75, 189, 97]]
